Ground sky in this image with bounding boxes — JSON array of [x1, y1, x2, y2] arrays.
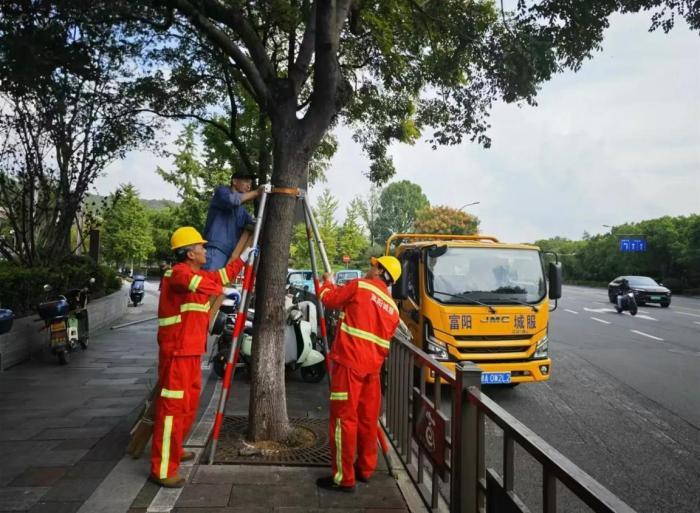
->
[[96, 12, 700, 244]]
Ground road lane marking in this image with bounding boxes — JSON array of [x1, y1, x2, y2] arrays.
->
[[584, 307, 617, 314], [635, 314, 657, 321], [630, 330, 664, 341], [677, 311, 700, 318], [590, 317, 611, 325], [564, 309, 579, 314]]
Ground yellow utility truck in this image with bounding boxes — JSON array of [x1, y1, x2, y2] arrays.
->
[[387, 234, 562, 386]]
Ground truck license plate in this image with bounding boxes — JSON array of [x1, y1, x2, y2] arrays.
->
[[650, 296, 661, 301], [481, 372, 511, 384]]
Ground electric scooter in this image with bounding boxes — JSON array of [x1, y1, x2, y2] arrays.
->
[[130, 275, 145, 306], [37, 278, 95, 364], [615, 290, 638, 315], [209, 287, 326, 383]]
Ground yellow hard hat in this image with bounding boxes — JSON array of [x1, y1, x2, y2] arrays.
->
[[171, 226, 207, 250], [371, 255, 402, 283]]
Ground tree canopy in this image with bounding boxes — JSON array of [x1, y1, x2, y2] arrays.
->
[[102, 184, 155, 268], [414, 206, 480, 235], [375, 180, 430, 241]]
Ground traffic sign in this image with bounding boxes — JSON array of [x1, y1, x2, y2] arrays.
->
[[620, 238, 647, 252]]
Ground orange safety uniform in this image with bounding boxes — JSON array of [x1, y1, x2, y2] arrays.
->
[[319, 277, 400, 487], [150, 259, 243, 480]]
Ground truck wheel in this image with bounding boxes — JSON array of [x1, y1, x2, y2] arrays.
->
[[79, 336, 89, 350], [58, 350, 70, 365], [301, 362, 326, 383]]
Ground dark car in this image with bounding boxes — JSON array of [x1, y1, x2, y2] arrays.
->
[[608, 276, 671, 307]]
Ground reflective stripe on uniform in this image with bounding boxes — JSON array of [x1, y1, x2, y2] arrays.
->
[[164, 270, 173, 277], [188, 275, 203, 292], [158, 315, 182, 327], [340, 323, 391, 349], [160, 415, 173, 478], [357, 281, 397, 313], [160, 388, 184, 399], [180, 302, 210, 313], [218, 268, 230, 285], [319, 288, 330, 300], [334, 418, 343, 485], [330, 392, 348, 401], [338, 312, 345, 320]]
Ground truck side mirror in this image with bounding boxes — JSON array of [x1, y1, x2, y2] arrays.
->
[[548, 262, 562, 300], [392, 261, 409, 300]]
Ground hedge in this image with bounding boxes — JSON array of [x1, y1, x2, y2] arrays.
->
[[0, 256, 122, 318]]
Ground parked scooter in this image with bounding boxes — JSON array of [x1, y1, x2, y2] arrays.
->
[[37, 278, 95, 364], [130, 275, 145, 306], [209, 287, 326, 383], [615, 291, 638, 315], [0, 308, 14, 335]]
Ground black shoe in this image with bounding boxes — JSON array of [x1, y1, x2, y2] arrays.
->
[[316, 476, 355, 493], [354, 468, 370, 483]]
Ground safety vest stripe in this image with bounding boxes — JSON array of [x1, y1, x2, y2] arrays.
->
[[334, 418, 343, 485], [357, 281, 397, 313], [161, 388, 184, 399], [330, 392, 348, 401], [319, 288, 330, 300], [158, 315, 181, 327], [180, 302, 210, 313], [340, 323, 391, 350], [164, 270, 173, 278], [218, 268, 230, 286], [160, 415, 173, 478], [188, 275, 203, 292], [338, 312, 345, 320]]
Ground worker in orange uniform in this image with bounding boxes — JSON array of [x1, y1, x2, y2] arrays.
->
[[150, 226, 257, 487], [316, 256, 402, 493]]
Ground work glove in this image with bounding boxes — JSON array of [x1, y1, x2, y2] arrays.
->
[[239, 245, 259, 263]]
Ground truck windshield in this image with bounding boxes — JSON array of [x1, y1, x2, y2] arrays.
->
[[426, 247, 546, 304]]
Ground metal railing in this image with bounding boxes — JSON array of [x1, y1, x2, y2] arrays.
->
[[382, 329, 637, 513]]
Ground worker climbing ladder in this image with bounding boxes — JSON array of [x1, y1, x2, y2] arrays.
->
[[207, 186, 394, 471]]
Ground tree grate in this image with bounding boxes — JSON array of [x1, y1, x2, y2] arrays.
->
[[212, 416, 331, 466]]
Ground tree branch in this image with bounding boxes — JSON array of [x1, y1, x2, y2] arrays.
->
[[167, 0, 273, 109]]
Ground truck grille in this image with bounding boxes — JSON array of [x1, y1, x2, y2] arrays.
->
[[458, 346, 530, 354], [454, 334, 532, 342]]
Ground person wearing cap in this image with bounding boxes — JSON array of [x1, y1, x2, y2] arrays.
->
[[150, 226, 257, 487], [316, 256, 402, 493], [202, 171, 263, 270]]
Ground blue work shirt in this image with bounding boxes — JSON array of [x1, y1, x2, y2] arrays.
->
[[203, 185, 255, 257]]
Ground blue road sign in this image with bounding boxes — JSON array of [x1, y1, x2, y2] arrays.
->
[[620, 238, 647, 252]]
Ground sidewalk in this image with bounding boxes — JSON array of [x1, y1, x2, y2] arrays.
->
[[0, 283, 421, 513]]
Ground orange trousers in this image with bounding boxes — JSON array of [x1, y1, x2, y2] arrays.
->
[[328, 363, 382, 487], [150, 354, 201, 479]]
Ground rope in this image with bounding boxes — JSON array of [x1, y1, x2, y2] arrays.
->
[[270, 187, 300, 197]]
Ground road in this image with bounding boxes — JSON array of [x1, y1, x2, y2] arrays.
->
[[482, 285, 700, 513]]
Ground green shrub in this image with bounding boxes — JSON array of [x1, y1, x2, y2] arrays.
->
[[0, 257, 121, 318], [660, 277, 683, 294]]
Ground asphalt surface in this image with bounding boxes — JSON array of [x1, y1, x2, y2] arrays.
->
[[481, 285, 700, 513]]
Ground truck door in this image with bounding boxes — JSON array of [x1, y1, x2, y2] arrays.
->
[[398, 252, 421, 342]]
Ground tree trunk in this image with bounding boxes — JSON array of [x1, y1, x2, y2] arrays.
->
[[247, 119, 308, 441]]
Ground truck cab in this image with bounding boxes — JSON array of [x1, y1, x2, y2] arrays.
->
[[388, 234, 562, 385]]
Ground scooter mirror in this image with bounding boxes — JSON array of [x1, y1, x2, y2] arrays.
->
[[43, 284, 52, 292]]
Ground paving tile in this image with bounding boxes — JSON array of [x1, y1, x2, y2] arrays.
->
[[175, 483, 233, 508], [53, 438, 100, 451], [173, 508, 272, 513], [276, 509, 363, 513], [192, 465, 326, 485], [85, 378, 139, 386], [318, 474, 405, 510], [81, 426, 130, 461], [228, 485, 318, 509], [0, 487, 50, 510], [9, 467, 67, 487], [102, 367, 150, 374], [66, 407, 135, 418], [0, 426, 44, 441], [364, 509, 409, 513], [129, 481, 160, 509], [28, 501, 82, 513], [39, 478, 102, 502], [32, 426, 112, 441], [63, 460, 116, 479]]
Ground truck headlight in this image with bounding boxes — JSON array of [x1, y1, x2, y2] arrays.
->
[[426, 335, 449, 361], [534, 335, 548, 358]]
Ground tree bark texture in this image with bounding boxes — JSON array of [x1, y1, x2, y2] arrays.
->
[[248, 114, 318, 441]]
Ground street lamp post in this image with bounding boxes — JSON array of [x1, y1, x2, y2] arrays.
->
[[459, 201, 480, 211]]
